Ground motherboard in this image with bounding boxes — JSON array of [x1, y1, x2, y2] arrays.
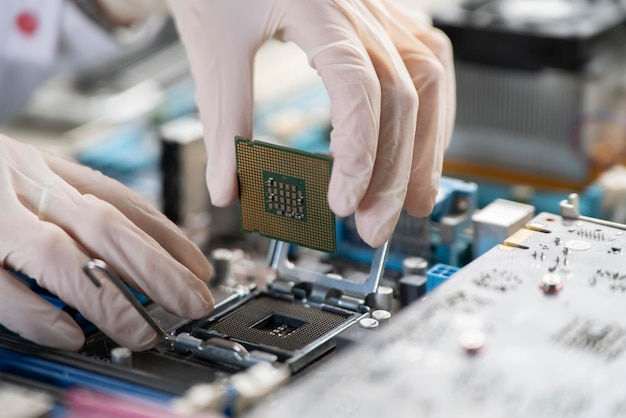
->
[[249, 203, 626, 418]]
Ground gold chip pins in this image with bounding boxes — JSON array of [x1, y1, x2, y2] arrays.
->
[[235, 137, 336, 253]]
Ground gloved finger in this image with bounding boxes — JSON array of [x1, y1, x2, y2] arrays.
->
[[413, 27, 455, 149], [0, 214, 160, 351], [6, 148, 214, 321], [0, 268, 85, 351], [278, 0, 381, 221], [168, 0, 262, 207], [381, 0, 456, 147], [36, 185, 214, 320], [42, 153, 212, 284], [282, 0, 417, 247], [363, 0, 450, 217]]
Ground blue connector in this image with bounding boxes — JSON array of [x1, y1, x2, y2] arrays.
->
[[426, 264, 459, 293]]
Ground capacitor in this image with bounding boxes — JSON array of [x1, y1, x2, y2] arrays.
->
[[371, 286, 394, 311], [402, 256, 428, 276], [398, 274, 427, 306], [359, 318, 379, 330], [210, 248, 233, 285], [459, 330, 485, 356], [540, 273, 563, 295], [111, 347, 133, 367], [160, 117, 210, 228], [371, 310, 391, 324]]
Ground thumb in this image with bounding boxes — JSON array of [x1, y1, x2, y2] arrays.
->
[[0, 269, 85, 351]]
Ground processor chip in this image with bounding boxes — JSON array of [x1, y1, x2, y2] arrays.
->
[[235, 137, 336, 253]]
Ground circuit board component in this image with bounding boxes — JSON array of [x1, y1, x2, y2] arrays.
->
[[235, 137, 336, 253], [263, 171, 306, 220]]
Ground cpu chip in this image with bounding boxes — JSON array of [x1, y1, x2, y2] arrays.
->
[[235, 137, 336, 253]]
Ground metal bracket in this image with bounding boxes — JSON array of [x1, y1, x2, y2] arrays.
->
[[267, 240, 390, 299], [83, 259, 175, 343], [560, 193, 626, 231], [83, 259, 273, 369]]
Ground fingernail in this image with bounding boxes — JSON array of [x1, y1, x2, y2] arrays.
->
[[46, 319, 85, 351], [122, 321, 160, 352], [328, 178, 360, 217], [405, 189, 437, 217], [362, 223, 393, 248], [176, 278, 215, 319], [207, 173, 238, 207], [189, 287, 215, 318], [355, 211, 398, 248]]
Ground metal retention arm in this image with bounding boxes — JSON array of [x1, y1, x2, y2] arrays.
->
[[267, 240, 390, 297], [83, 259, 273, 368], [561, 193, 626, 231], [83, 259, 173, 342]]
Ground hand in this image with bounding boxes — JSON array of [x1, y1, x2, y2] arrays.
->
[[0, 135, 214, 351], [168, 0, 455, 247]]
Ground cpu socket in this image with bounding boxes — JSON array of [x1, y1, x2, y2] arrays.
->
[[187, 240, 389, 372]]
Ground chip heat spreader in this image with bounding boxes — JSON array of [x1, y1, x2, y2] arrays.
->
[[235, 136, 336, 253]]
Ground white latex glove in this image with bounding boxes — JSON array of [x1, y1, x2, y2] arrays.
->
[[169, 0, 455, 247], [0, 135, 214, 351]]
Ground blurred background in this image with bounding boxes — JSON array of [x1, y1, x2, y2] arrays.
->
[[4, 0, 626, 271], [7, 3, 626, 415]]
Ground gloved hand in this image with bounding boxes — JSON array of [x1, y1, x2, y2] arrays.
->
[[0, 135, 214, 351], [168, 0, 455, 247]]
